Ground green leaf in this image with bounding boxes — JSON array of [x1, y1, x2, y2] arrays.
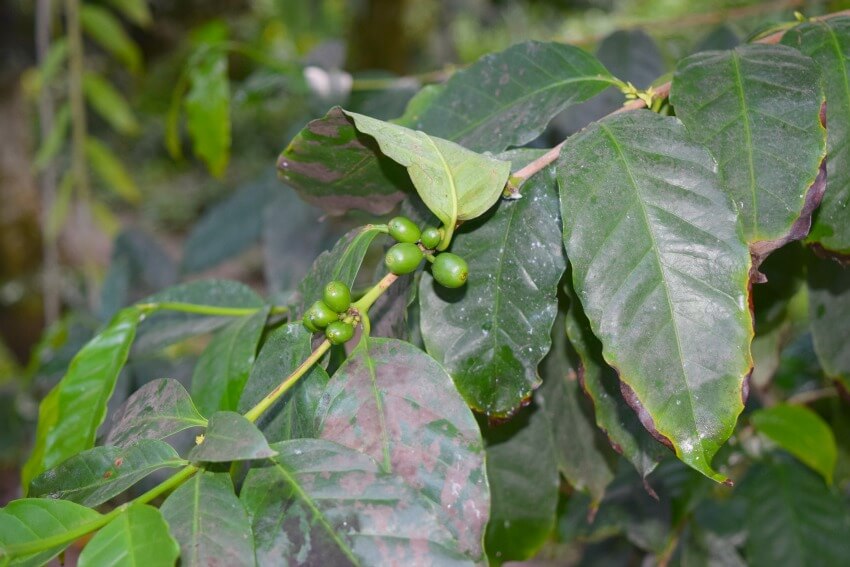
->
[[33, 104, 70, 171], [29, 440, 185, 507], [807, 252, 850, 392], [36, 38, 68, 91], [483, 406, 559, 565], [160, 471, 254, 567], [557, 111, 753, 482], [103, 0, 152, 27], [85, 137, 141, 204], [564, 280, 668, 478], [23, 307, 141, 490], [78, 505, 178, 567], [80, 4, 142, 73], [191, 306, 270, 415], [134, 279, 264, 353], [420, 150, 564, 415], [317, 338, 488, 560], [241, 439, 472, 565], [106, 378, 207, 447], [413, 41, 615, 152], [297, 225, 381, 314], [83, 72, 139, 135], [670, 44, 826, 245], [751, 404, 837, 484], [188, 411, 276, 462], [238, 323, 329, 443], [186, 47, 231, 178], [739, 458, 850, 566], [0, 499, 100, 567], [782, 18, 850, 257]]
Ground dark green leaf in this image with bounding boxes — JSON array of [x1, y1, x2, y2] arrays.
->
[[740, 458, 850, 566], [557, 111, 752, 482], [85, 136, 141, 204], [160, 471, 254, 567], [241, 439, 472, 565], [671, 44, 826, 245], [191, 306, 270, 415], [807, 252, 850, 392], [79, 4, 142, 72], [420, 151, 564, 415], [186, 47, 230, 178], [483, 406, 559, 565], [29, 440, 185, 506], [782, 18, 850, 257], [83, 72, 139, 135], [317, 338, 488, 560], [0, 499, 100, 566], [238, 323, 329, 443], [188, 411, 276, 462], [23, 307, 141, 490], [751, 404, 837, 484], [78, 505, 178, 567], [134, 279, 263, 353], [414, 41, 615, 152]]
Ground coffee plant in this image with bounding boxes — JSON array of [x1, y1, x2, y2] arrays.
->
[[4, 10, 850, 567]]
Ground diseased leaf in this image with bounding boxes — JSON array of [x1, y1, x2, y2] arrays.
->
[[807, 252, 850, 392], [751, 404, 837, 484], [23, 307, 142, 490], [420, 150, 564, 415], [83, 72, 139, 135], [85, 136, 141, 204], [671, 44, 826, 247], [188, 411, 276, 462], [186, 47, 230, 178], [79, 4, 142, 72], [782, 18, 850, 257], [191, 306, 270, 415], [238, 323, 329, 443], [316, 338, 488, 560], [557, 111, 753, 482], [29, 440, 185, 507], [160, 472, 254, 567], [241, 439, 472, 566], [78, 505, 179, 567], [0, 499, 100, 567], [414, 41, 615, 152]]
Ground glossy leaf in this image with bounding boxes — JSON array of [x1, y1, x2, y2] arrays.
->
[[740, 458, 850, 566], [83, 72, 139, 135], [85, 136, 141, 204], [0, 499, 100, 567], [186, 47, 230, 178], [751, 404, 837, 484], [29, 440, 185, 507], [316, 338, 488, 560], [134, 280, 264, 353], [483, 406, 559, 565], [343, 110, 511, 247], [106, 379, 206, 447], [671, 44, 825, 244], [414, 41, 615, 152], [78, 505, 179, 567], [188, 411, 276, 462], [191, 306, 270, 415], [420, 150, 564, 415], [782, 18, 850, 257], [564, 281, 668, 478], [807, 252, 850, 392], [238, 323, 329, 443], [160, 471, 254, 567], [23, 307, 141, 490], [80, 4, 142, 72], [557, 111, 753, 482], [297, 225, 381, 314], [241, 439, 472, 565]]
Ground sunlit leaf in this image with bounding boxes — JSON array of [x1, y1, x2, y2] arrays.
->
[[78, 505, 179, 567]]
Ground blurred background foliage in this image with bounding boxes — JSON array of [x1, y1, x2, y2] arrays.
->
[[1, 0, 849, 557]]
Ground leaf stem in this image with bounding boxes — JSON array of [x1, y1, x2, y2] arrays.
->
[[136, 302, 289, 317], [353, 272, 399, 312]]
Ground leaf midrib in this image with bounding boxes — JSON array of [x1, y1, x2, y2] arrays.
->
[[730, 50, 759, 237]]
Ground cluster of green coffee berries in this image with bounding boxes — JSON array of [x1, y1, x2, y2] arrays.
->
[[303, 281, 356, 345], [384, 217, 469, 289]]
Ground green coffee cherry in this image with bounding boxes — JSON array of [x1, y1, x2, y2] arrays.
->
[[433, 253, 469, 288], [388, 216, 421, 244], [306, 300, 339, 329], [420, 226, 442, 249], [323, 280, 352, 313], [385, 242, 424, 275], [302, 314, 319, 333], [325, 321, 355, 345]]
